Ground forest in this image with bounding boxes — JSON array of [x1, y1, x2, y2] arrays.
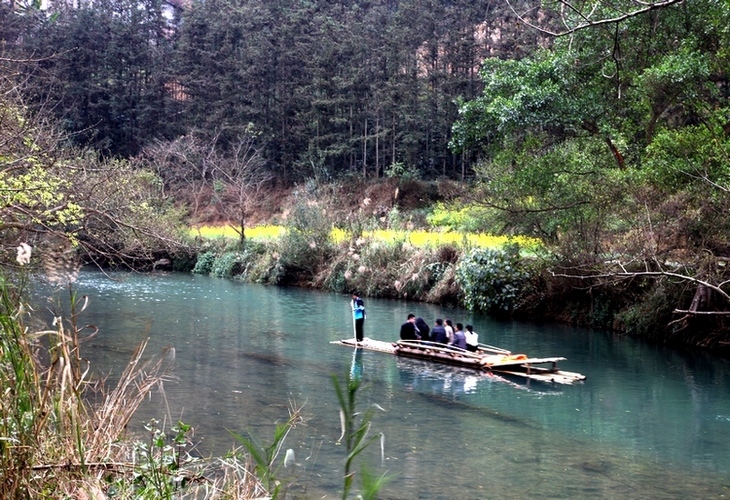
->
[[2, 0, 730, 350]]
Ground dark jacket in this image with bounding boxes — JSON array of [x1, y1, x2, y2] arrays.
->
[[400, 321, 420, 340], [431, 325, 448, 344], [414, 317, 430, 341]]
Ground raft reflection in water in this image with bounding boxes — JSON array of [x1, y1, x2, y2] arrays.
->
[[395, 357, 563, 397]]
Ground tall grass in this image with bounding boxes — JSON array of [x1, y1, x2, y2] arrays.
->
[[0, 272, 175, 496], [0, 268, 265, 498]]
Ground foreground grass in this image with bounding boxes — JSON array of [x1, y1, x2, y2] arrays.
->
[[0, 272, 266, 499]]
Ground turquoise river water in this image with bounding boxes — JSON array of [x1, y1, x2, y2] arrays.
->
[[34, 270, 730, 498]]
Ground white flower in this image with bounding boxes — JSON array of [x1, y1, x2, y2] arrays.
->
[[363, 197, 371, 207], [344, 270, 352, 280], [16, 243, 32, 266], [284, 448, 296, 467], [357, 265, 367, 274]]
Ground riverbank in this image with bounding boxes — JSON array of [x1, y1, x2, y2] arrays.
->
[[176, 179, 730, 356]]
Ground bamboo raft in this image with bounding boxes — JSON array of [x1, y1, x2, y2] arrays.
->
[[331, 338, 586, 385]]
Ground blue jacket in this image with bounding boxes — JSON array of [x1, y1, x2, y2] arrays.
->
[[352, 297, 365, 320]]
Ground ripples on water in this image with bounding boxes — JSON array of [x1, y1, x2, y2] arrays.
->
[[32, 270, 730, 499]]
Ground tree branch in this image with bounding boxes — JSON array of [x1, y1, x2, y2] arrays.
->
[[550, 268, 730, 304], [505, 0, 685, 37]]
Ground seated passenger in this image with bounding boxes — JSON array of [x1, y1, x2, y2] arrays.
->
[[430, 318, 448, 344], [450, 322, 467, 350], [414, 317, 431, 341], [464, 324, 479, 352], [400, 313, 421, 341], [444, 319, 454, 343]]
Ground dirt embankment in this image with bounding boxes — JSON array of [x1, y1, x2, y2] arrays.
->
[[191, 177, 460, 228]]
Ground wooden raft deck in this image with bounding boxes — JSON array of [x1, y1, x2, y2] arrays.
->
[[331, 338, 586, 385]]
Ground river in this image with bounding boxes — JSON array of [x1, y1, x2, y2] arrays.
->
[[35, 270, 730, 498]]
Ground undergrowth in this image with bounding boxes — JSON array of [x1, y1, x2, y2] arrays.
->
[[0, 252, 266, 498]]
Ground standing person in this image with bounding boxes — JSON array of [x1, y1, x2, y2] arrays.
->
[[400, 313, 421, 340], [431, 318, 448, 344], [444, 319, 454, 343], [415, 317, 431, 342], [351, 291, 366, 343], [464, 324, 479, 352], [450, 322, 467, 350]]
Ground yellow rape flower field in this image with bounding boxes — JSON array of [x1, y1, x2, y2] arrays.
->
[[191, 225, 541, 251], [192, 225, 286, 240]]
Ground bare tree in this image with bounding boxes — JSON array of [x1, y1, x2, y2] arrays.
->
[[208, 133, 272, 246], [141, 134, 218, 220]]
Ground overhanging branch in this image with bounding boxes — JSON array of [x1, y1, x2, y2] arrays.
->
[[505, 0, 685, 37], [550, 268, 730, 303]]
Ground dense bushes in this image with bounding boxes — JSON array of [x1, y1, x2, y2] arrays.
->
[[455, 245, 529, 315]]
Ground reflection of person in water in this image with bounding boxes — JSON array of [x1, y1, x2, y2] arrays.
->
[[350, 348, 363, 382]]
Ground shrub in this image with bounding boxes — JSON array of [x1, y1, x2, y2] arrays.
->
[[277, 188, 334, 283], [456, 244, 529, 314], [211, 251, 241, 278], [192, 251, 216, 275]]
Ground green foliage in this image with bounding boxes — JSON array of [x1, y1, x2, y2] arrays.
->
[[384, 161, 420, 181], [192, 251, 216, 275], [330, 372, 389, 500], [450, 0, 730, 263], [456, 245, 529, 314], [134, 419, 197, 498], [0, 95, 190, 270], [7, 0, 546, 179], [427, 202, 494, 233], [450, 50, 606, 156], [210, 251, 241, 278], [643, 118, 730, 192], [617, 282, 685, 340], [19, 0, 177, 157], [277, 186, 334, 281], [0, 275, 40, 498], [472, 136, 631, 252]]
